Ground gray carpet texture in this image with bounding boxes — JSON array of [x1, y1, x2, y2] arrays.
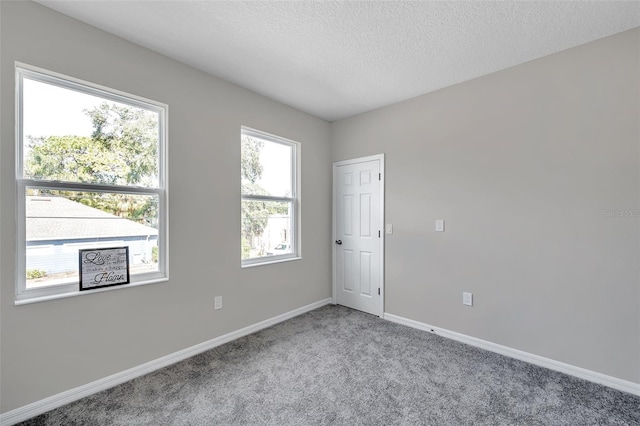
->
[[18, 305, 640, 425]]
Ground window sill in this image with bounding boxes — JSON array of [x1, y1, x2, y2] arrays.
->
[[241, 256, 301, 268], [15, 277, 168, 306]]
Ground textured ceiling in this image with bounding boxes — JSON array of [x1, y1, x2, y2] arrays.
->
[[36, 1, 640, 122]]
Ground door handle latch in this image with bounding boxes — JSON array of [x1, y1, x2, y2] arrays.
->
[[335, 240, 342, 245]]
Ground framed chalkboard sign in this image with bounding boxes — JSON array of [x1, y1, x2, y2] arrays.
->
[[79, 247, 130, 291]]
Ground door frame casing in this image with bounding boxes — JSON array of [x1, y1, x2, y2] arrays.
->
[[332, 154, 385, 318]]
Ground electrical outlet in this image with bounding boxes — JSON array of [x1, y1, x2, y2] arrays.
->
[[214, 296, 222, 310], [463, 292, 473, 306], [435, 219, 445, 232]]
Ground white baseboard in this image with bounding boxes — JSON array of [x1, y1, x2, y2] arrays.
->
[[0, 298, 332, 426], [384, 312, 640, 397]]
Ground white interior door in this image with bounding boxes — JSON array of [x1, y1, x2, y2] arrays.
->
[[333, 155, 384, 317]]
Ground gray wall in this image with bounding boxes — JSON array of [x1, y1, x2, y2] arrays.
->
[[0, 1, 332, 413], [332, 29, 640, 384]]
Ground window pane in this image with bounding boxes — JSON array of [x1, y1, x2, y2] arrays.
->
[[22, 78, 160, 187], [25, 189, 159, 289], [241, 200, 293, 260], [241, 135, 292, 198]]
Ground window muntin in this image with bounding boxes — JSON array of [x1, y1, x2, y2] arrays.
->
[[16, 64, 168, 302], [241, 128, 299, 265]]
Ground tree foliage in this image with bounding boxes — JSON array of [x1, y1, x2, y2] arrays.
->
[[88, 103, 158, 186], [25, 103, 159, 227], [241, 135, 287, 258], [241, 136, 267, 258], [241, 136, 263, 185]]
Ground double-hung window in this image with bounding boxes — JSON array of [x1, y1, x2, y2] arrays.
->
[[241, 127, 299, 266], [15, 64, 168, 302]]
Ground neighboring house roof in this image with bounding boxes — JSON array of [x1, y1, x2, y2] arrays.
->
[[26, 196, 158, 241]]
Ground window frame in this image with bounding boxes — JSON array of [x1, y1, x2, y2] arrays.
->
[[15, 63, 169, 304], [241, 126, 300, 267]]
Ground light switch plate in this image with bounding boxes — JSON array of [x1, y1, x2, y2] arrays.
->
[[463, 292, 473, 306], [435, 219, 445, 232], [386, 224, 393, 234]]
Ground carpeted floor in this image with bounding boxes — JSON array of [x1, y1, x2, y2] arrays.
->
[[18, 305, 640, 425]]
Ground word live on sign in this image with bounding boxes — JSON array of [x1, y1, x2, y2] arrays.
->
[[79, 247, 130, 290]]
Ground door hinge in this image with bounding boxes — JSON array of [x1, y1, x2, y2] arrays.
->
[[378, 288, 380, 295], [379, 173, 381, 180], [378, 230, 381, 238]]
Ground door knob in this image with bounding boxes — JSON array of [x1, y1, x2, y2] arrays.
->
[[335, 240, 342, 245]]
